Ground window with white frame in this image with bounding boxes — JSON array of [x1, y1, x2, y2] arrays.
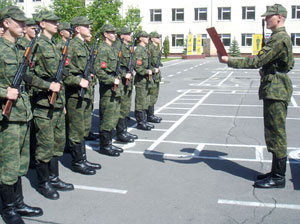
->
[[241, 34, 252, 46], [242, 6, 255, 20], [172, 8, 184, 21], [291, 33, 300, 46], [292, 6, 300, 19], [16, 0, 24, 2], [172, 34, 184, 47], [33, 0, 41, 2], [194, 8, 207, 21], [150, 9, 162, 22], [202, 34, 207, 46], [220, 34, 231, 46], [218, 7, 231, 20]]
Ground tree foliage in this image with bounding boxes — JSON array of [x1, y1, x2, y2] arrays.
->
[[0, 0, 14, 9], [228, 38, 240, 57], [51, 0, 87, 22], [121, 6, 142, 34], [163, 36, 170, 59]]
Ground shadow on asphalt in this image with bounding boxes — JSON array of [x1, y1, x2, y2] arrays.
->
[[289, 159, 300, 190]]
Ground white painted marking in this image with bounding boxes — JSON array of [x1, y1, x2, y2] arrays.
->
[[289, 150, 300, 160], [164, 107, 192, 110], [168, 74, 174, 77], [255, 146, 264, 161], [235, 84, 239, 87], [217, 71, 234, 86], [201, 103, 262, 107], [184, 69, 188, 72], [176, 71, 181, 74], [151, 129, 168, 132], [232, 91, 236, 93], [74, 185, 127, 194], [291, 96, 298, 107], [194, 144, 205, 156]]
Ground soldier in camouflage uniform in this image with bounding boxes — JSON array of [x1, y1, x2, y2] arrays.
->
[[31, 11, 74, 200], [219, 4, 294, 189], [95, 23, 124, 157], [113, 27, 138, 143], [134, 31, 155, 131], [57, 21, 71, 52], [147, 31, 163, 123], [64, 16, 100, 175], [0, 6, 46, 223]]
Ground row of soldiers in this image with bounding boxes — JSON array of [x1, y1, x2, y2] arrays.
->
[[0, 5, 163, 224]]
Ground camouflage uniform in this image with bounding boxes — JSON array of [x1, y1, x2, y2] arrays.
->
[[57, 22, 71, 52], [226, 4, 293, 188]]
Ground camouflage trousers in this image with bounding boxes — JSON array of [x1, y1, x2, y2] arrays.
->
[[263, 99, 288, 159], [149, 81, 160, 106], [100, 95, 121, 131], [120, 89, 133, 119], [0, 121, 30, 185], [33, 107, 65, 163], [67, 97, 92, 146], [135, 85, 150, 112]]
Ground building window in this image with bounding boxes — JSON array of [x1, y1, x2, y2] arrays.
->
[[220, 34, 231, 46], [194, 8, 207, 21], [291, 33, 300, 46], [16, 0, 24, 2], [292, 6, 300, 19], [172, 34, 184, 47], [33, 0, 41, 2], [242, 6, 255, 20], [241, 34, 252, 46], [172, 8, 184, 22], [150, 9, 162, 22], [202, 34, 207, 46], [218, 7, 231, 20]]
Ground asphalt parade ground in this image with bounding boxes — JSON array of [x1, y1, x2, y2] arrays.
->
[[11, 58, 300, 224]]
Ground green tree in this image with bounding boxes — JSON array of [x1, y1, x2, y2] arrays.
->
[[163, 36, 170, 59], [121, 6, 142, 34], [0, 0, 14, 8], [228, 38, 240, 57], [51, 0, 87, 22]]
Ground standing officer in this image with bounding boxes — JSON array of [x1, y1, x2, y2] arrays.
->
[[219, 4, 294, 189], [95, 23, 123, 157], [134, 31, 155, 131], [147, 31, 163, 123], [113, 27, 138, 143], [31, 11, 74, 200], [0, 6, 45, 224], [64, 16, 100, 175], [57, 21, 71, 52]]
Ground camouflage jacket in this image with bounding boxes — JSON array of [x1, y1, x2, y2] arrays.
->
[[95, 41, 123, 97], [64, 36, 94, 99], [228, 27, 294, 102], [30, 34, 65, 108], [149, 42, 162, 82]]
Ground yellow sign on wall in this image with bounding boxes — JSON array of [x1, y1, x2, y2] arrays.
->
[[253, 34, 263, 55], [187, 34, 193, 55], [196, 34, 202, 55]]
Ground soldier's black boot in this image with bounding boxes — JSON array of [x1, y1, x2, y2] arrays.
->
[[0, 184, 25, 224], [143, 110, 155, 129], [99, 131, 120, 157], [71, 144, 96, 175], [256, 153, 275, 180], [254, 156, 287, 188], [116, 118, 134, 143], [135, 111, 152, 130], [147, 105, 162, 123], [36, 161, 59, 200], [124, 117, 138, 139], [49, 157, 74, 191], [14, 177, 43, 217], [81, 141, 101, 170]]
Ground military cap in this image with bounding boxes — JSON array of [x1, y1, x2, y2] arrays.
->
[[149, 31, 161, 38], [136, 30, 149, 38], [101, 23, 116, 33], [261, 4, 287, 18], [25, 18, 37, 26], [0, 6, 27, 22], [35, 11, 59, 23], [71, 16, 92, 27], [58, 21, 71, 31], [118, 27, 131, 35]]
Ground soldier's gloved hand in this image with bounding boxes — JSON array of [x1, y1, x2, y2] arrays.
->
[[218, 53, 229, 64], [49, 82, 61, 93], [6, 87, 19, 100], [125, 73, 132, 80], [148, 70, 152, 75], [154, 68, 159, 73], [114, 78, 120, 85], [80, 78, 89, 88]]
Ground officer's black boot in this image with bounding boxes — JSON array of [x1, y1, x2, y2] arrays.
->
[[116, 118, 134, 143], [0, 184, 25, 224], [147, 105, 162, 123], [254, 156, 287, 188], [14, 177, 43, 217], [36, 161, 59, 200], [49, 157, 74, 191], [135, 111, 152, 130], [71, 144, 96, 175], [256, 153, 275, 180], [81, 141, 101, 170], [125, 117, 138, 140], [99, 130, 120, 157], [143, 110, 155, 129]]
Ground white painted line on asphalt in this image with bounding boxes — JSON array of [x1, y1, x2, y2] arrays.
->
[[151, 129, 168, 132], [217, 72, 234, 86], [291, 96, 298, 107], [255, 146, 264, 161], [177, 98, 199, 101], [218, 199, 300, 210], [74, 185, 128, 194], [177, 71, 181, 74], [168, 74, 174, 77], [201, 103, 262, 107], [161, 120, 176, 123], [232, 91, 236, 93], [185, 95, 206, 97], [194, 144, 205, 156], [172, 103, 195, 105], [235, 84, 239, 87], [164, 107, 192, 110]]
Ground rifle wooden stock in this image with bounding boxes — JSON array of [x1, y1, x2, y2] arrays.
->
[[50, 92, 57, 105], [2, 99, 13, 119], [206, 27, 228, 56]]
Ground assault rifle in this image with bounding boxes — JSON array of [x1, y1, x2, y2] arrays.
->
[[113, 38, 124, 91], [262, 19, 265, 48], [79, 32, 100, 98], [126, 35, 135, 86], [50, 28, 73, 106], [153, 46, 163, 81], [2, 27, 41, 119]]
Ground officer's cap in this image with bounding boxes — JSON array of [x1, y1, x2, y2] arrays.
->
[[261, 4, 287, 18], [25, 18, 37, 26], [0, 6, 27, 22], [58, 21, 71, 31], [149, 31, 161, 38], [71, 16, 92, 27], [35, 11, 59, 23], [118, 27, 131, 35], [136, 30, 149, 38], [101, 23, 116, 33]]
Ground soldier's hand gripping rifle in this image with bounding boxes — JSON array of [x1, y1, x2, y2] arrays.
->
[[113, 38, 124, 91], [2, 27, 41, 119], [153, 46, 163, 81], [261, 19, 265, 48], [126, 35, 135, 86], [79, 32, 100, 98], [50, 28, 74, 106]]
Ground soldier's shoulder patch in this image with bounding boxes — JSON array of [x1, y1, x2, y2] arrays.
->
[[136, 59, 142, 66], [65, 57, 70, 66], [101, 61, 107, 69]]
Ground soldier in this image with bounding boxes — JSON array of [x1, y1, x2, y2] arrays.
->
[[148, 31, 163, 123], [0, 6, 46, 223], [64, 16, 100, 175], [57, 21, 71, 52], [133, 31, 155, 131], [113, 27, 138, 143], [95, 23, 124, 157], [31, 11, 74, 200], [218, 4, 294, 188]]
